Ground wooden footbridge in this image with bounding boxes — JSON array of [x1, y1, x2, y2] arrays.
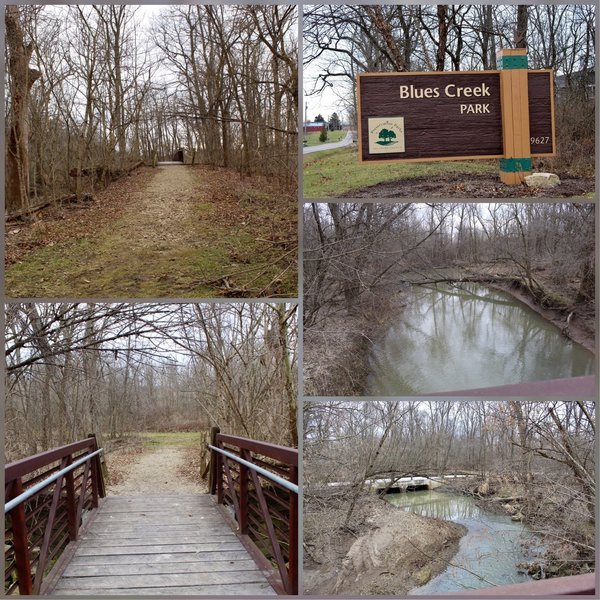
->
[[5, 433, 298, 596]]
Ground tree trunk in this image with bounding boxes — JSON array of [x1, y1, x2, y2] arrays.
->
[[515, 5, 528, 48], [436, 5, 448, 71], [5, 5, 41, 214]]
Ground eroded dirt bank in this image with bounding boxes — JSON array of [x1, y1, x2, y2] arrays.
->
[[485, 279, 594, 353], [304, 494, 466, 595]]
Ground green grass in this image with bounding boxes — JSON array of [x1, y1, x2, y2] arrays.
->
[[303, 145, 498, 198], [302, 130, 347, 147], [6, 231, 229, 298], [137, 432, 202, 449], [6, 173, 297, 298]]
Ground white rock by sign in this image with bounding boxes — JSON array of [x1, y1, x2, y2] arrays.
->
[[524, 172, 561, 188]]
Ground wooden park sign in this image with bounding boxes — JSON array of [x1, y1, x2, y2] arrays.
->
[[357, 49, 555, 184]]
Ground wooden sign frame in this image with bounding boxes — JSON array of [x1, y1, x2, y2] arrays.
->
[[357, 69, 556, 164]]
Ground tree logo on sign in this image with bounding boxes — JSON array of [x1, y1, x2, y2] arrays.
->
[[376, 128, 398, 146]]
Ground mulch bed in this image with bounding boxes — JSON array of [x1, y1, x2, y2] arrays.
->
[[340, 172, 594, 198]]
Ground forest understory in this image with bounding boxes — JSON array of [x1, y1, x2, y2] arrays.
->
[[304, 492, 465, 596], [304, 263, 595, 396], [5, 165, 297, 298]]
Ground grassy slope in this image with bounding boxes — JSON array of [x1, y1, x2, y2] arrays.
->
[[302, 130, 347, 147], [303, 145, 497, 198]]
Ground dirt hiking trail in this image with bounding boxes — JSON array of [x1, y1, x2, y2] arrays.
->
[[6, 165, 296, 298], [107, 444, 204, 496]]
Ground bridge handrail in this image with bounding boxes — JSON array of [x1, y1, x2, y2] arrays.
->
[[4, 435, 106, 596], [5, 449, 104, 513], [448, 572, 595, 595], [210, 432, 298, 595], [208, 445, 299, 494], [5, 438, 101, 481]]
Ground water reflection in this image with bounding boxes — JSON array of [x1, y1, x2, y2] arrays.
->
[[368, 283, 594, 394], [387, 489, 481, 520], [387, 490, 539, 594]]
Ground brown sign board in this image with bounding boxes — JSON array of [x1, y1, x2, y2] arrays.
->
[[528, 70, 555, 156], [358, 70, 555, 163]]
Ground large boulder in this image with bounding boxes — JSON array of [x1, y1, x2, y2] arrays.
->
[[524, 172, 561, 188]]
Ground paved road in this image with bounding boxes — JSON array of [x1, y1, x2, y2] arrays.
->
[[303, 130, 354, 154]]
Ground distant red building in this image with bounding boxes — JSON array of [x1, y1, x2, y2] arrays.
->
[[304, 121, 328, 133]]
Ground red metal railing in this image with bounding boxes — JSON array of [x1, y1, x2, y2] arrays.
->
[[429, 375, 595, 397], [4, 436, 105, 595], [450, 572, 595, 595], [210, 432, 298, 595]]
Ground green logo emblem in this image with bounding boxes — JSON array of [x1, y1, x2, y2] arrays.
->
[[376, 128, 398, 146]]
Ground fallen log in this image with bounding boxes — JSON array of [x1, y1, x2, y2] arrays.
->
[[490, 495, 524, 502], [6, 193, 94, 221]]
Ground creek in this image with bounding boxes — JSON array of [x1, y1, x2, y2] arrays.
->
[[386, 489, 542, 594], [368, 282, 594, 394]]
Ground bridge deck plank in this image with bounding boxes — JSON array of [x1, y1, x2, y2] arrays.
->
[[50, 495, 276, 596], [51, 583, 276, 595]]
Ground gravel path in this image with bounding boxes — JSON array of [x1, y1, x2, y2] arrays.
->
[[111, 164, 198, 249], [107, 445, 204, 496]]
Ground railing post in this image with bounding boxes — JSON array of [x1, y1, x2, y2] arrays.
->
[[216, 441, 224, 505], [8, 478, 33, 595], [64, 454, 78, 541], [209, 426, 220, 495], [288, 464, 299, 595], [239, 449, 250, 534], [88, 433, 105, 500], [89, 454, 99, 508], [33, 457, 68, 594]]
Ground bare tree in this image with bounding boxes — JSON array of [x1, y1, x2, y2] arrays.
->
[[5, 5, 41, 212]]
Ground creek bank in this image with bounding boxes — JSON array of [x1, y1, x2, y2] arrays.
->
[[455, 477, 595, 580], [458, 267, 595, 353], [486, 280, 594, 354], [304, 292, 406, 396], [304, 494, 465, 595], [407, 267, 594, 353]]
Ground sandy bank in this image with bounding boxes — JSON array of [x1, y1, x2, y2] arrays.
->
[[304, 495, 466, 595]]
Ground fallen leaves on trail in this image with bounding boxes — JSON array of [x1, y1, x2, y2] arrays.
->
[[177, 445, 209, 493], [188, 165, 297, 297], [6, 164, 297, 297], [4, 167, 152, 267], [104, 438, 145, 487]]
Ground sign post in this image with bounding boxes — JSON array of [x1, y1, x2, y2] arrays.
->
[[357, 50, 555, 185], [498, 48, 531, 184]]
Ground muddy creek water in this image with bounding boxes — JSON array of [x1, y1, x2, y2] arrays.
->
[[387, 490, 540, 594], [368, 283, 594, 394]]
